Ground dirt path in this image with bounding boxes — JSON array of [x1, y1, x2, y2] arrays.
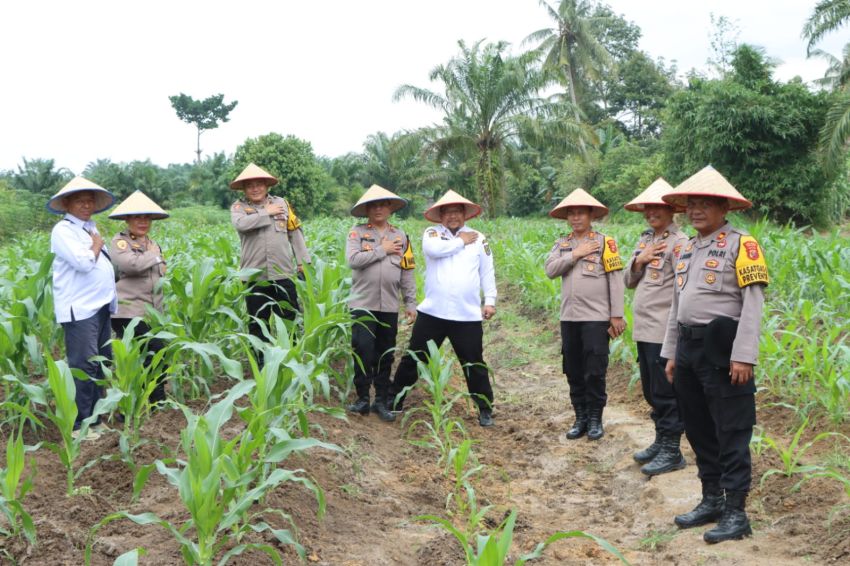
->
[[5, 297, 848, 564]]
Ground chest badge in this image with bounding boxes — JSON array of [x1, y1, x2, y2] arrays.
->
[[716, 241, 727, 248], [116, 239, 128, 250], [704, 272, 717, 284], [705, 259, 719, 268], [677, 275, 684, 287], [650, 258, 661, 268], [685, 243, 694, 252], [586, 263, 596, 272], [639, 242, 647, 249], [649, 270, 660, 281], [676, 261, 685, 271]]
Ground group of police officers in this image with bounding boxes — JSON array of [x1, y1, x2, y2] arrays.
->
[[47, 162, 766, 545]]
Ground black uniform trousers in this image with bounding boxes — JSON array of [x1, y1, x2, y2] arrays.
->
[[245, 278, 299, 341], [62, 303, 112, 430], [637, 341, 684, 434], [561, 321, 610, 409], [674, 331, 755, 492], [111, 318, 167, 403], [351, 309, 398, 399], [390, 311, 494, 411]]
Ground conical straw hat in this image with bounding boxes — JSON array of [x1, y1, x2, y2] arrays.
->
[[230, 163, 278, 190], [109, 190, 169, 220], [549, 188, 609, 220], [662, 165, 752, 211], [46, 176, 115, 215], [350, 184, 407, 217], [423, 189, 482, 222], [624, 178, 682, 212]]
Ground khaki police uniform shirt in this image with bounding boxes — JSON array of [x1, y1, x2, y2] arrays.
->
[[544, 230, 625, 322], [346, 223, 417, 313], [111, 232, 165, 319], [660, 222, 767, 365], [624, 223, 689, 344], [231, 195, 311, 281]]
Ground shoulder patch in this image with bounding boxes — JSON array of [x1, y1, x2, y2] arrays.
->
[[116, 239, 128, 250], [400, 239, 416, 270], [602, 236, 623, 272], [349, 230, 358, 240], [735, 236, 769, 287]]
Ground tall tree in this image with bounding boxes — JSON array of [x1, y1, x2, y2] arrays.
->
[[524, 0, 612, 151], [13, 158, 72, 196], [169, 93, 238, 163], [804, 1, 850, 174], [395, 40, 569, 216]]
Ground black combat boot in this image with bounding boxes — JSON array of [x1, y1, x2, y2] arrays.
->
[[478, 409, 494, 427], [371, 389, 396, 422], [347, 397, 370, 415], [703, 490, 752, 543], [587, 406, 604, 440], [633, 430, 662, 463], [565, 404, 588, 440], [641, 433, 686, 476], [674, 483, 724, 529]]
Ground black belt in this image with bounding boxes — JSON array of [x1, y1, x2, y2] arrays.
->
[[678, 323, 707, 340]]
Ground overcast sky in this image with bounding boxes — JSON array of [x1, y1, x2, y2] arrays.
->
[[1, 0, 846, 174]]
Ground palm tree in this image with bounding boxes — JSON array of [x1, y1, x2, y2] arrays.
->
[[14, 158, 73, 197], [804, 1, 850, 173], [395, 40, 579, 216], [524, 0, 612, 151], [803, 0, 850, 55]]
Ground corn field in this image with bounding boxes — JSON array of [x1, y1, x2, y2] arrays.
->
[[0, 208, 848, 564]]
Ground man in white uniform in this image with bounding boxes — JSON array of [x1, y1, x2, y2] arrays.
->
[[387, 190, 497, 426]]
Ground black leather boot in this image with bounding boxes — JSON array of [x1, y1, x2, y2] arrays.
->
[[634, 430, 662, 463], [587, 406, 604, 440], [347, 397, 370, 415], [674, 484, 724, 529], [704, 491, 752, 543], [478, 409, 494, 427], [641, 433, 686, 476], [371, 389, 396, 422], [565, 404, 588, 440]]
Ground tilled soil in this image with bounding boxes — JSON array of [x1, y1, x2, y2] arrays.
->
[[2, 302, 848, 565]]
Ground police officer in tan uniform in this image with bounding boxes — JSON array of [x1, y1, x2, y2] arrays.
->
[[109, 190, 169, 403], [661, 166, 768, 544], [230, 163, 311, 345], [346, 185, 417, 422], [624, 179, 689, 476], [545, 189, 626, 441]]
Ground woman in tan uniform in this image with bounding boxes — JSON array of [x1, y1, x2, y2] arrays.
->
[[230, 163, 311, 344], [109, 190, 169, 403], [623, 179, 689, 476], [545, 189, 625, 441], [346, 185, 416, 422]]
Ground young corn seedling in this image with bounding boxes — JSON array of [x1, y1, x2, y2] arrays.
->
[[31, 355, 122, 495], [401, 340, 469, 465], [756, 416, 845, 488], [87, 381, 328, 565], [417, 507, 631, 565], [0, 422, 39, 545]]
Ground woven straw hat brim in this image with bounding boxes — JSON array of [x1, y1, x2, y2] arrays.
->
[[350, 185, 408, 217], [109, 190, 169, 220], [424, 202, 482, 223], [230, 164, 279, 190], [46, 177, 115, 215], [549, 188, 609, 220], [662, 166, 753, 211], [624, 178, 683, 212], [424, 190, 482, 222]]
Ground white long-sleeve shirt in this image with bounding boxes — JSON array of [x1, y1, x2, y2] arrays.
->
[[50, 214, 117, 323], [417, 224, 496, 322]]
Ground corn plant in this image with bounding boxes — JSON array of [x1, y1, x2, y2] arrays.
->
[[86, 381, 330, 565], [0, 423, 39, 545], [756, 416, 848, 487], [417, 507, 630, 565], [401, 340, 469, 465]]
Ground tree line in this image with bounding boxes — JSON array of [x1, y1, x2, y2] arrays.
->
[[2, 0, 849, 240]]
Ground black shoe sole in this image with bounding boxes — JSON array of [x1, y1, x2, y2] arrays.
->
[[704, 527, 752, 544], [641, 456, 687, 477], [633, 452, 660, 464], [675, 515, 722, 529]]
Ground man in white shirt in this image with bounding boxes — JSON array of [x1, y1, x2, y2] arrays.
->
[[387, 190, 497, 426], [48, 177, 117, 439]]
